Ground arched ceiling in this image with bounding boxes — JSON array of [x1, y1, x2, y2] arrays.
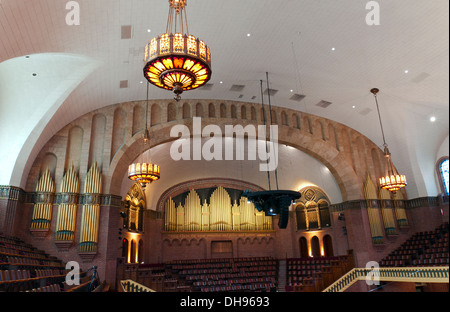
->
[[0, 0, 448, 197]]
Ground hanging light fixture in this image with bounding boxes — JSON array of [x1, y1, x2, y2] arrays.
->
[[370, 88, 406, 193], [143, 0, 212, 101], [128, 83, 161, 188]]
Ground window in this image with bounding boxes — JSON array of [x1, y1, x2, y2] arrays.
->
[[437, 157, 449, 195]]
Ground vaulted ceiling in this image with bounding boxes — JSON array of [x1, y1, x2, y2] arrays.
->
[[0, 0, 448, 198]]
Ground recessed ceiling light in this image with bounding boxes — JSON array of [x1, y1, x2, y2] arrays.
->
[[140, 81, 143, 84], [352, 106, 356, 109], [430, 116, 436, 122], [147, 29, 151, 33], [247, 33, 251, 37], [331, 47, 336, 51], [404, 70, 409, 74], [290, 89, 294, 93], [220, 81, 223, 84]]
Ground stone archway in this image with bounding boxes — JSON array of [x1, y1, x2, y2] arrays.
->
[[105, 116, 362, 201]]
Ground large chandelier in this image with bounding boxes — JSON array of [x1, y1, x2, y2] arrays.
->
[[128, 83, 161, 188], [370, 88, 407, 193], [143, 0, 212, 101]]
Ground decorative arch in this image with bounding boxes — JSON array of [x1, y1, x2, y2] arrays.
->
[[208, 103, 216, 118], [106, 116, 362, 201], [28, 99, 372, 202], [183, 103, 191, 119], [295, 186, 332, 231], [167, 103, 177, 122]]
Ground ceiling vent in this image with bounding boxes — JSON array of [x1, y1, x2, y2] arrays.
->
[[120, 80, 129, 88], [316, 100, 332, 108], [264, 88, 278, 96], [129, 47, 143, 57], [359, 108, 372, 116], [200, 83, 214, 90], [411, 72, 430, 84], [121, 25, 133, 39], [230, 85, 245, 92], [290, 94, 306, 102]]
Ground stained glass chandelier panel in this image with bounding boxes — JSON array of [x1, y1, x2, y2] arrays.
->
[[143, 0, 212, 101]]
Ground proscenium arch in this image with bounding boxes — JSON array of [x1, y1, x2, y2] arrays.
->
[[106, 114, 362, 201]]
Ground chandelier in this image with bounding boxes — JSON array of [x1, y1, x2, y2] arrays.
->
[[128, 83, 161, 188], [370, 88, 407, 193], [143, 0, 212, 101]]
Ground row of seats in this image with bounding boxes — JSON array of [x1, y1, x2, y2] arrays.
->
[[0, 270, 36, 282], [200, 283, 275, 292], [169, 260, 277, 271], [0, 233, 84, 292], [26, 284, 62, 292], [164, 257, 279, 292], [285, 256, 339, 287], [380, 223, 449, 267], [185, 270, 275, 282], [0, 246, 47, 259], [2, 255, 62, 268], [193, 277, 275, 287]]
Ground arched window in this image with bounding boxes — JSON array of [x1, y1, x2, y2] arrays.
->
[[323, 235, 334, 257], [122, 238, 129, 259], [295, 204, 307, 231], [299, 237, 308, 258], [437, 157, 449, 195], [138, 239, 144, 264], [311, 236, 320, 258], [130, 240, 136, 263]]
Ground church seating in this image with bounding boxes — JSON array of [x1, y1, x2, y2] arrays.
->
[[153, 257, 277, 292], [0, 233, 94, 292], [285, 256, 340, 291], [380, 223, 449, 267]]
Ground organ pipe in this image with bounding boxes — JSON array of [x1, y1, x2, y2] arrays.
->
[[79, 162, 102, 252], [55, 165, 79, 242], [31, 169, 55, 230], [364, 175, 384, 244], [379, 188, 398, 235], [164, 188, 272, 232], [393, 191, 409, 227]]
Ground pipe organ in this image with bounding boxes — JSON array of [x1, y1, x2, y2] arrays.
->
[[364, 175, 385, 244], [164, 186, 273, 232], [55, 165, 79, 244], [79, 162, 102, 253], [30, 168, 55, 234]]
